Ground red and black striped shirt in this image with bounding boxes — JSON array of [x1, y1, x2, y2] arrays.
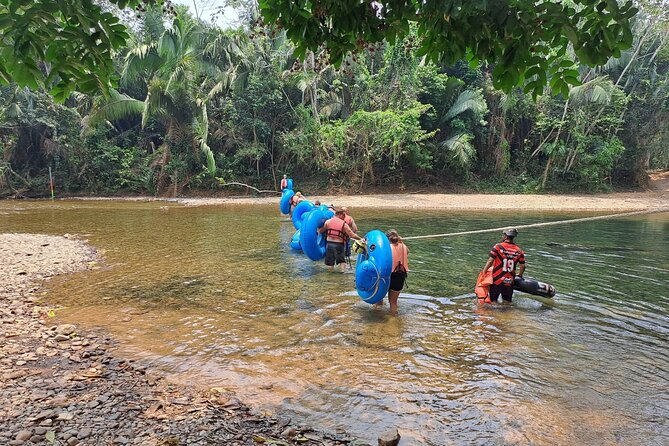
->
[[489, 242, 525, 286]]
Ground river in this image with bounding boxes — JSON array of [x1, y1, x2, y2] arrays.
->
[[1, 200, 667, 445]]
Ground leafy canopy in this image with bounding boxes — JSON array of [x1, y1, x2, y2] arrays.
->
[[0, 0, 167, 101], [258, 0, 639, 97]]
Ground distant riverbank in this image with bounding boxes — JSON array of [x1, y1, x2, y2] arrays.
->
[[63, 188, 668, 212]]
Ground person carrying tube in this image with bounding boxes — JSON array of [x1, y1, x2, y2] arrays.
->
[[379, 229, 409, 314], [318, 208, 362, 272], [280, 174, 288, 191], [341, 207, 358, 268], [289, 191, 305, 213], [481, 228, 525, 304]]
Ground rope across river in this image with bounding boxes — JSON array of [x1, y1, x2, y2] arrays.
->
[[401, 207, 669, 241]]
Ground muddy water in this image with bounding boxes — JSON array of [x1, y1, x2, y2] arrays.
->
[[1, 200, 667, 445]]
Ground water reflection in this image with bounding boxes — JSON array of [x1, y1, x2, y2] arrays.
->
[[0, 200, 667, 445]]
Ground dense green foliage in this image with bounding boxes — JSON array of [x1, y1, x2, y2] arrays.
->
[[1, 2, 668, 197], [259, 0, 638, 97]]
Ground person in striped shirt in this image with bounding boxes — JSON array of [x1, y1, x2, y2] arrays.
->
[[481, 228, 525, 303]]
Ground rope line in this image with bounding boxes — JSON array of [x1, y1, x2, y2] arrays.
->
[[401, 207, 669, 241]]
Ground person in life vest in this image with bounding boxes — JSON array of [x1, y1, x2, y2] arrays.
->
[[280, 175, 288, 191], [481, 228, 526, 303], [380, 229, 409, 313], [341, 207, 358, 264], [318, 208, 362, 271]]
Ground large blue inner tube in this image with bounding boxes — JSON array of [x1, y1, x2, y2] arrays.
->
[[300, 208, 335, 261], [292, 201, 315, 230], [286, 178, 293, 190], [290, 230, 302, 251], [279, 189, 295, 215], [355, 230, 392, 304]]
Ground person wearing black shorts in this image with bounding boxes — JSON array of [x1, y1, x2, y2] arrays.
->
[[319, 208, 362, 271], [481, 228, 526, 304], [382, 229, 409, 313], [324, 241, 346, 267]]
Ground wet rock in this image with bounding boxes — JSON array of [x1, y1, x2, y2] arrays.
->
[[55, 324, 76, 336], [281, 427, 298, 438], [15, 431, 32, 442], [377, 428, 400, 446], [67, 438, 79, 446], [34, 427, 47, 435]]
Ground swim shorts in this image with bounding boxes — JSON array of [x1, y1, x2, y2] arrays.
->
[[324, 242, 346, 266], [489, 284, 513, 302], [389, 271, 407, 292]]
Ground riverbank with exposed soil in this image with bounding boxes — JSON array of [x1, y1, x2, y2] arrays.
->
[[0, 234, 371, 446], [64, 170, 669, 212]]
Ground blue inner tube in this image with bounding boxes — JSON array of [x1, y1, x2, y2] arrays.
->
[[279, 189, 295, 215], [300, 208, 335, 261], [355, 230, 393, 304], [287, 178, 293, 190], [290, 230, 302, 251], [292, 201, 315, 230]]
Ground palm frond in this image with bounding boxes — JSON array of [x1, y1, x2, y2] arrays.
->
[[439, 133, 475, 168], [192, 105, 215, 176], [441, 89, 487, 124], [82, 89, 145, 134], [569, 76, 613, 105]]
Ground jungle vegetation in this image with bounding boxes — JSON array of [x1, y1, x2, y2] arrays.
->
[[1, 1, 668, 197]]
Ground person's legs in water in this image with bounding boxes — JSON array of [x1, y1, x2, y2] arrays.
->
[[324, 243, 337, 272], [387, 271, 406, 313], [388, 289, 400, 314], [500, 285, 513, 304]]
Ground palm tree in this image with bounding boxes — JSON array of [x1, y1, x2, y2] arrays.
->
[[435, 89, 487, 169], [84, 10, 247, 194]]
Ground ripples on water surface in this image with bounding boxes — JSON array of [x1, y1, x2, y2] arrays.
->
[[1, 201, 667, 445]]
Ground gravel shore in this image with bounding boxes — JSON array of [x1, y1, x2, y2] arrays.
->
[[0, 234, 367, 446]]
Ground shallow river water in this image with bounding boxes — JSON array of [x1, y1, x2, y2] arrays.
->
[[1, 200, 667, 445]]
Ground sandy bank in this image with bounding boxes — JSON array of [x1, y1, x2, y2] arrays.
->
[[0, 233, 359, 446], [176, 189, 668, 212]]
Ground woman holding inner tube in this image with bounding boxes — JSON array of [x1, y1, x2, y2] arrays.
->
[[375, 229, 409, 313], [318, 208, 362, 272]]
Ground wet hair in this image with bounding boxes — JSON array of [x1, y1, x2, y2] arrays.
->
[[335, 208, 346, 216], [386, 229, 400, 243], [314, 200, 321, 206]]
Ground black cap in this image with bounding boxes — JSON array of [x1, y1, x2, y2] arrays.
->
[[503, 228, 518, 237]]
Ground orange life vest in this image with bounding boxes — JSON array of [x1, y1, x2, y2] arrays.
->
[[489, 242, 525, 286], [390, 242, 409, 273], [475, 268, 493, 299], [326, 217, 348, 243]]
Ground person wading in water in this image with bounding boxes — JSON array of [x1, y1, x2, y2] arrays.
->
[[375, 229, 409, 313], [319, 208, 362, 272], [341, 207, 358, 268], [481, 228, 525, 304], [280, 174, 288, 191]]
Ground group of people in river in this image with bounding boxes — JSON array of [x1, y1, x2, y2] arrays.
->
[[281, 175, 526, 310]]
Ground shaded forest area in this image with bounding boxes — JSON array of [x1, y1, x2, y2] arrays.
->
[[1, 2, 668, 198]]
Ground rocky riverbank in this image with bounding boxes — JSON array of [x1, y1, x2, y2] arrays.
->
[[0, 234, 379, 446]]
